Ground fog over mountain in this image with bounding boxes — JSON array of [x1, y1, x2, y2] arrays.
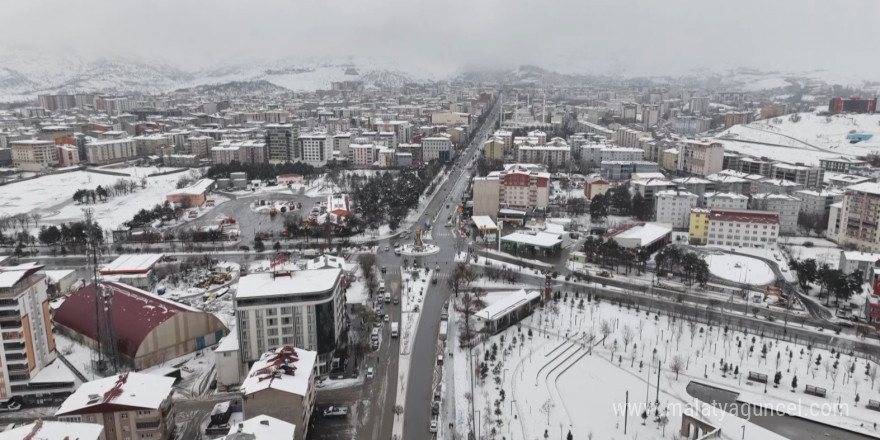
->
[[2, 0, 879, 80]]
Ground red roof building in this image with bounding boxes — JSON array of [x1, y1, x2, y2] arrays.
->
[[53, 281, 228, 369], [706, 209, 780, 248]]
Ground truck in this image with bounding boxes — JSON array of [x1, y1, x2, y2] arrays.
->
[[439, 320, 447, 341], [391, 322, 399, 338], [322, 406, 349, 418]]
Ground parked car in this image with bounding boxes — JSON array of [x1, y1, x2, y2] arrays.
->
[[366, 367, 374, 379], [429, 420, 438, 433]]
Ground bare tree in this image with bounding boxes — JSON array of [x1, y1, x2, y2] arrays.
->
[[600, 320, 612, 345], [30, 213, 41, 229], [869, 365, 878, 390], [670, 355, 684, 380], [621, 325, 634, 351]]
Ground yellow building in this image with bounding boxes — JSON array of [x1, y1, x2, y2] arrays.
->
[[483, 138, 504, 160], [688, 208, 711, 244]]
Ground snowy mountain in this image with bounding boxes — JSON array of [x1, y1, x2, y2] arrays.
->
[[0, 50, 438, 102]]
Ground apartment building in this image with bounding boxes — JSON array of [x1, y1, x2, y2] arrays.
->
[[10, 139, 58, 171], [771, 163, 824, 188], [601, 161, 660, 180], [819, 156, 868, 174], [266, 124, 299, 163], [298, 134, 332, 167], [704, 192, 749, 210], [235, 268, 345, 374], [472, 168, 550, 219], [794, 189, 844, 218], [85, 138, 137, 165], [516, 145, 570, 167], [614, 127, 647, 148], [349, 144, 375, 167], [723, 111, 754, 128], [422, 137, 453, 162], [680, 140, 724, 176], [188, 135, 215, 158], [55, 373, 175, 440], [836, 182, 880, 252], [688, 208, 711, 244], [211, 140, 267, 165], [493, 130, 513, 154], [705, 173, 751, 195], [57, 145, 80, 167], [0, 263, 72, 404], [654, 190, 699, 229], [749, 193, 802, 235], [397, 143, 422, 164], [483, 138, 504, 160], [706, 209, 780, 248], [241, 346, 316, 440], [738, 157, 774, 177], [689, 96, 710, 115], [673, 116, 711, 135], [600, 147, 644, 163]]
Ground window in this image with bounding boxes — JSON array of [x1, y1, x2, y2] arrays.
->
[[266, 308, 277, 316], [121, 413, 128, 419], [267, 318, 277, 326], [268, 337, 279, 346]]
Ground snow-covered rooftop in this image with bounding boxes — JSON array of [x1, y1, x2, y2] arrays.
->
[[216, 333, 239, 353], [240, 346, 316, 398], [0, 421, 103, 440], [845, 181, 880, 196], [221, 415, 296, 440], [471, 215, 498, 231], [475, 289, 541, 322], [608, 222, 672, 246], [100, 253, 164, 275], [167, 178, 215, 196], [501, 231, 562, 248], [236, 268, 341, 300], [56, 372, 174, 416]]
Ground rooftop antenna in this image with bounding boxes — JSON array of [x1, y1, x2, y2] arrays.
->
[[84, 208, 120, 374]]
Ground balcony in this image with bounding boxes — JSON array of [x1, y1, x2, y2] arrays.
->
[[135, 420, 162, 430], [5, 352, 27, 361], [1, 331, 24, 341], [0, 299, 18, 311], [3, 342, 26, 353], [6, 363, 29, 373]]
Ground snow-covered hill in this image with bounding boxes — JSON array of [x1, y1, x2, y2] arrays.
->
[[0, 50, 438, 102]]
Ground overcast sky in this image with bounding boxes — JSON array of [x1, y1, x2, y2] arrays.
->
[[3, 0, 880, 78]]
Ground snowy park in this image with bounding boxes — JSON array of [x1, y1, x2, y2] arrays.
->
[[452, 290, 880, 440]]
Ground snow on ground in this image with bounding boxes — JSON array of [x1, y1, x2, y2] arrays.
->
[[0, 170, 194, 231], [705, 253, 777, 286], [94, 164, 187, 177], [781, 238, 842, 269], [55, 333, 102, 381], [454, 294, 880, 440], [715, 110, 880, 165], [391, 266, 432, 439]]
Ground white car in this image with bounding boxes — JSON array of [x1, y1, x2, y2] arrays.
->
[[366, 367, 374, 379], [429, 420, 438, 433]]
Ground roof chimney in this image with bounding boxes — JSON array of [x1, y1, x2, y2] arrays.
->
[[260, 419, 270, 426]]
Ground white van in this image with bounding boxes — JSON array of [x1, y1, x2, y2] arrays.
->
[[379, 282, 386, 293]]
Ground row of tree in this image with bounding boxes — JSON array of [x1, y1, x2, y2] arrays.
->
[[353, 162, 444, 231], [581, 236, 652, 275], [36, 221, 105, 248], [589, 187, 652, 222], [788, 258, 863, 308], [205, 160, 318, 181], [654, 246, 711, 287], [72, 178, 141, 204]]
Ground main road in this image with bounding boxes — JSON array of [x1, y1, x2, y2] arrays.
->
[[399, 95, 502, 439]]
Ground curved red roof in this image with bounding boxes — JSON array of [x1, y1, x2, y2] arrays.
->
[[53, 281, 196, 359]]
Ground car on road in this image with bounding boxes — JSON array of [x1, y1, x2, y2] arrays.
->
[[432, 401, 440, 415], [366, 367, 374, 379], [372, 340, 380, 350], [429, 420, 438, 433], [381, 266, 387, 274], [384, 314, 390, 322], [323, 406, 349, 418], [393, 296, 399, 305], [384, 246, 390, 252], [394, 249, 401, 256]]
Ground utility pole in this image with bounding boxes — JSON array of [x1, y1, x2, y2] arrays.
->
[[656, 359, 661, 404], [624, 391, 628, 435]]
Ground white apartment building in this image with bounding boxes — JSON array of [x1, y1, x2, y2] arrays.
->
[[654, 190, 699, 229], [10, 139, 58, 171], [422, 137, 453, 162], [750, 193, 802, 235], [188, 135, 215, 158], [472, 168, 551, 219], [704, 192, 749, 210], [794, 189, 845, 218], [600, 147, 644, 163], [84, 138, 137, 165], [234, 268, 345, 374], [211, 140, 266, 165], [673, 116, 711, 135], [298, 134, 332, 167], [707, 209, 780, 249]]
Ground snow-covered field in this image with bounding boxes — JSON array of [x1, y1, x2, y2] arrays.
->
[[454, 293, 880, 440], [705, 253, 777, 286], [0, 170, 184, 230], [715, 111, 880, 165]]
